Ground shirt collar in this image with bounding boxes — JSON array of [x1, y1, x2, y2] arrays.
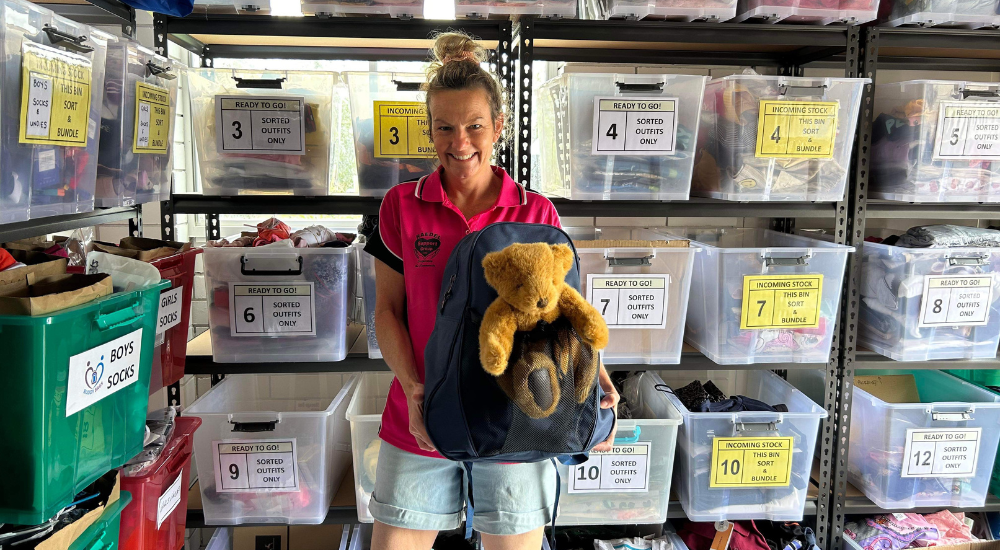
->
[[414, 166, 526, 207]]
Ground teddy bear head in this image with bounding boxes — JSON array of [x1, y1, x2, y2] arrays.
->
[[482, 243, 574, 316]]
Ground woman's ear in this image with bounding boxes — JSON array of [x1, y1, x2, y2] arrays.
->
[[493, 113, 505, 143]]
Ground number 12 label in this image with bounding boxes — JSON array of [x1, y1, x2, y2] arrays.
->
[[213, 439, 300, 492], [901, 428, 981, 478]]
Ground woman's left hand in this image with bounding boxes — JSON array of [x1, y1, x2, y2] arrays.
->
[[592, 361, 619, 452]]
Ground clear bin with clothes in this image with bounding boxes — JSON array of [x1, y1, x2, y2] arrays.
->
[[0, 0, 113, 221], [871, 81, 1000, 202], [189, 69, 338, 196], [659, 369, 827, 521], [203, 245, 351, 363], [357, 242, 382, 359], [674, 228, 852, 365], [692, 74, 867, 202], [537, 73, 707, 201], [880, 0, 1000, 27], [345, 72, 438, 197], [191, 0, 270, 14], [456, 0, 577, 17], [581, 0, 737, 20], [347, 372, 395, 523], [97, 41, 180, 207], [849, 369, 1000, 509], [732, 0, 879, 22], [573, 227, 697, 364], [859, 228, 1000, 361], [301, 0, 423, 17], [186, 373, 358, 525]]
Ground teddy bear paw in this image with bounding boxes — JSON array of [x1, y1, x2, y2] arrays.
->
[[582, 324, 610, 350], [481, 344, 509, 376]]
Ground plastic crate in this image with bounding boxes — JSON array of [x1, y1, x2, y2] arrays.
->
[[660, 369, 826, 521], [357, 243, 381, 359], [192, 0, 271, 14], [0, 280, 169, 525], [301, 0, 423, 17], [584, 0, 737, 20], [120, 416, 202, 550], [849, 369, 1000, 509], [732, 0, 878, 22], [675, 228, 852, 365], [945, 371, 1000, 501], [456, 0, 577, 17], [186, 374, 357, 525], [871, 81, 1000, 202], [205, 527, 232, 550], [574, 228, 697, 364], [346, 372, 394, 523], [537, 73, 707, 201], [189, 69, 338, 196], [692, 75, 867, 201], [149, 248, 202, 392], [70, 491, 134, 550], [345, 72, 438, 197], [880, 0, 1000, 27], [859, 234, 1000, 361], [203, 246, 350, 363]]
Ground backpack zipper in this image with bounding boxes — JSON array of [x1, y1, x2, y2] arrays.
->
[[440, 273, 457, 313]]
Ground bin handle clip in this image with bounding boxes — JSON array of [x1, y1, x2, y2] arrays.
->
[[778, 84, 828, 98], [614, 425, 641, 444], [948, 255, 988, 266], [962, 89, 1000, 99], [607, 255, 653, 267], [233, 77, 286, 89], [231, 420, 278, 432], [147, 62, 176, 80], [96, 305, 144, 331], [615, 82, 664, 93], [931, 410, 972, 421], [43, 26, 93, 53], [393, 80, 423, 92], [240, 255, 303, 276], [735, 420, 781, 433], [764, 255, 810, 267]]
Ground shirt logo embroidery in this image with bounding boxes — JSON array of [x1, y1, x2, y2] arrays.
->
[[414, 232, 441, 267]]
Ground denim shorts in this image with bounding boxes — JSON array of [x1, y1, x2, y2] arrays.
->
[[369, 441, 556, 536]]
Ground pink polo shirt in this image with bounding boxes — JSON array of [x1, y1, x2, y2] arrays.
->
[[363, 166, 561, 458]]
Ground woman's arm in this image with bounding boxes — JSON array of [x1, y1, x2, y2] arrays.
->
[[373, 259, 435, 451]]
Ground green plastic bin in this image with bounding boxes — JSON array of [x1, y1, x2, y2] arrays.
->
[[0, 281, 167, 525], [69, 491, 133, 550], [947, 370, 1000, 500]]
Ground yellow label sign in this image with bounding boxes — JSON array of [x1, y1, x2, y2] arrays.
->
[[740, 274, 823, 330], [19, 42, 93, 146], [133, 82, 171, 153], [373, 101, 436, 159], [710, 437, 793, 488], [755, 100, 838, 159]]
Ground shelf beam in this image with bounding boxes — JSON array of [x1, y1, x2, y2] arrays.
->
[[866, 201, 1000, 219], [163, 15, 507, 41], [0, 207, 138, 242]]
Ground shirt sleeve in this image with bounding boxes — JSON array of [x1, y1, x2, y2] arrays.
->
[[543, 197, 562, 229], [363, 189, 404, 274]]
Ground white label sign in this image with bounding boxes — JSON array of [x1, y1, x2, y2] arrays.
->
[[918, 275, 994, 328], [934, 101, 1000, 159], [229, 283, 316, 337], [66, 329, 143, 417], [587, 274, 669, 329], [25, 73, 53, 138], [156, 286, 184, 336], [213, 439, 299, 492], [156, 473, 183, 529], [215, 95, 306, 155], [901, 428, 981, 478], [568, 443, 651, 493], [137, 101, 151, 148], [592, 96, 678, 155]]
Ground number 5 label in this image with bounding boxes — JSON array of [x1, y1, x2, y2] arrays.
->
[[934, 101, 1000, 160]]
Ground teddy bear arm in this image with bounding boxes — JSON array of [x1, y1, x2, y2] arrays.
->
[[479, 300, 519, 376], [558, 286, 610, 350]]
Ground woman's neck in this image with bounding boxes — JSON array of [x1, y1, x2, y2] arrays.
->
[[442, 167, 501, 220]]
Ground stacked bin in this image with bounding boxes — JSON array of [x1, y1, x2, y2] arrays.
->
[[97, 39, 181, 207], [120, 416, 202, 550], [347, 372, 395, 523], [300, 0, 423, 17], [345, 72, 438, 197], [573, 227, 697, 364], [581, 0, 738, 21], [537, 73, 707, 201], [0, 280, 168, 525], [203, 245, 350, 363], [189, 69, 338, 196], [945, 370, 1000, 501], [674, 228, 852, 365], [880, 0, 1000, 27], [859, 230, 1000, 361], [149, 247, 203, 392], [732, 0, 879, 22], [357, 243, 382, 359], [0, 0, 112, 222], [191, 0, 270, 14], [849, 369, 1000, 509], [871, 81, 1000, 202], [660, 369, 827, 521], [186, 374, 357, 525], [69, 492, 134, 550], [693, 75, 866, 201], [456, 0, 577, 17]]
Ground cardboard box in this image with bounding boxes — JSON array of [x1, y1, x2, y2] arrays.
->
[[289, 525, 346, 550], [0, 251, 67, 286], [855, 374, 920, 403], [36, 472, 122, 550], [0, 273, 112, 316]]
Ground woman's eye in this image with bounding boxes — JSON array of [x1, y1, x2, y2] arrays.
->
[[470, 124, 483, 130], [437, 126, 451, 132]]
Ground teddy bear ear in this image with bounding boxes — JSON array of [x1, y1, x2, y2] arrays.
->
[[482, 250, 509, 289], [549, 244, 575, 278]]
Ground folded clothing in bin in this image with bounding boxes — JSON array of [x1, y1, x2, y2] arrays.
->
[[845, 510, 982, 550], [0, 273, 112, 315]]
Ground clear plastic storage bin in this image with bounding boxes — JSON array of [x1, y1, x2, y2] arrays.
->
[[345, 72, 438, 197], [456, 0, 577, 17], [859, 232, 1000, 361], [880, 0, 1000, 27], [693, 75, 867, 202], [189, 69, 338, 196], [582, 0, 737, 20], [97, 40, 180, 208], [186, 373, 357, 525], [301, 0, 423, 17], [676, 228, 852, 365], [537, 73, 706, 201], [660, 369, 827, 521], [732, 0, 879, 22], [0, 0, 112, 221], [871, 81, 1000, 202], [573, 228, 697, 364], [347, 372, 395, 523], [357, 243, 381, 359], [203, 245, 351, 363], [192, 0, 270, 14], [849, 369, 1000, 509]]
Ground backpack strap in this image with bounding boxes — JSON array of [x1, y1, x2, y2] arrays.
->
[[463, 461, 475, 541], [548, 458, 561, 550]]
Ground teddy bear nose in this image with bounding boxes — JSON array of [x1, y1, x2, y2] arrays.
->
[[537, 298, 548, 308]]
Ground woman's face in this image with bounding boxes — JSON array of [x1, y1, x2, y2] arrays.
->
[[428, 88, 503, 184]]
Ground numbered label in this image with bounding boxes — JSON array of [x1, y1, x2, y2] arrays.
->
[[134, 82, 171, 153], [586, 274, 668, 329], [710, 437, 793, 488], [156, 286, 184, 336], [213, 439, 299, 492], [901, 428, 981, 478], [229, 283, 316, 337], [215, 95, 305, 154], [934, 101, 1000, 160], [591, 96, 679, 155], [373, 101, 436, 159], [19, 42, 93, 146], [567, 443, 651, 493], [740, 274, 823, 330], [918, 275, 994, 328], [755, 100, 839, 159]]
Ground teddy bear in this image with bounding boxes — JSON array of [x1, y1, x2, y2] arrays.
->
[[480, 242, 609, 419]]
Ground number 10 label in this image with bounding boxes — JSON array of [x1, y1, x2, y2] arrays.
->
[[567, 443, 651, 493]]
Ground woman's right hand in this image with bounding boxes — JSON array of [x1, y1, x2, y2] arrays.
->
[[406, 383, 436, 452]]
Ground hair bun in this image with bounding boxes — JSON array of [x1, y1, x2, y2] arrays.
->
[[431, 32, 487, 67]]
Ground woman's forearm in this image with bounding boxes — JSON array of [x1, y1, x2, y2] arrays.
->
[[374, 308, 422, 396]]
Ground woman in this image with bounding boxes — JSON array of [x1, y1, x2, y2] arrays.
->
[[363, 32, 619, 550]]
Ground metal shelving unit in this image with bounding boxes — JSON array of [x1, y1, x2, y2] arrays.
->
[[0, 207, 141, 243]]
